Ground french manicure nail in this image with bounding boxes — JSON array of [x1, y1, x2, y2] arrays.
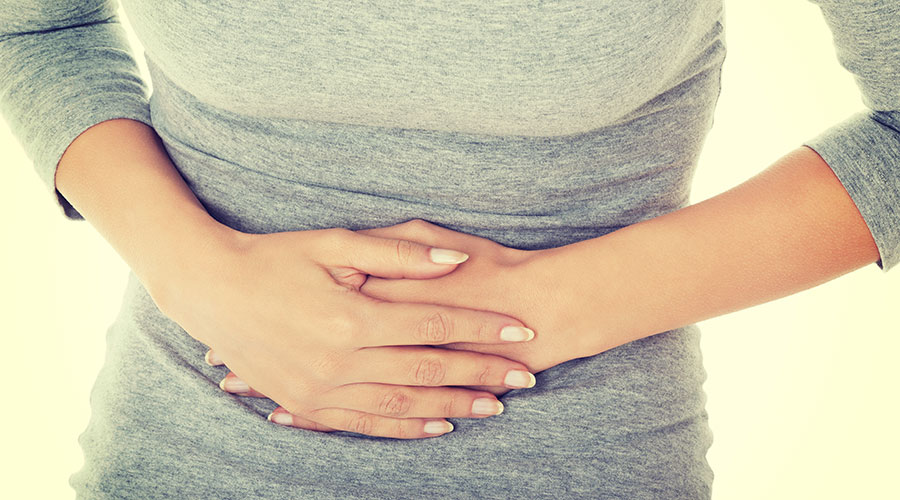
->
[[500, 326, 535, 342], [472, 398, 504, 416], [504, 370, 536, 389], [429, 248, 469, 265], [219, 377, 249, 393], [424, 420, 454, 435], [205, 350, 223, 366], [268, 412, 294, 426]]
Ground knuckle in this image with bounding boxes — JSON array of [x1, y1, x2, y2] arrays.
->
[[476, 365, 493, 386], [327, 312, 359, 346], [348, 414, 376, 435], [416, 312, 452, 344], [395, 420, 410, 439], [378, 390, 412, 417], [442, 394, 456, 417], [394, 239, 414, 266], [473, 321, 490, 343], [411, 218, 437, 233], [325, 227, 354, 244], [317, 228, 354, 256], [404, 219, 439, 240], [412, 356, 447, 386]]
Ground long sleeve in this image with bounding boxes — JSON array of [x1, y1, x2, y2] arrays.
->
[[804, 0, 900, 271], [0, 1, 151, 220]]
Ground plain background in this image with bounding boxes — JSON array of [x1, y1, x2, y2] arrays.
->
[[1, 1, 898, 498]]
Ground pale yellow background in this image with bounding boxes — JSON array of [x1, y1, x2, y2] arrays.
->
[[1, 1, 898, 498]]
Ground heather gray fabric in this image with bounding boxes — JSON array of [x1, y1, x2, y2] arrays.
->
[[1, 1, 898, 498]]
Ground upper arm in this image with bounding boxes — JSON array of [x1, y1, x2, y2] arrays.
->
[[803, 0, 900, 271]]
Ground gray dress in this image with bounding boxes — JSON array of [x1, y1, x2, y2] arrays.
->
[[1, 1, 898, 498]]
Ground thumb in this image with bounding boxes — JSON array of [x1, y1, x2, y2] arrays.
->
[[337, 232, 469, 279]]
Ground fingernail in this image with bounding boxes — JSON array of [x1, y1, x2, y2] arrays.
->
[[205, 350, 223, 366], [424, 420, 454, 435], [472, 398, 504, 416], [504, 370, 536, 389], [500, 326, 535, 342], [429, 248, 469, 265], [219, 377, 249, 393], [268, 412, 294, 426]]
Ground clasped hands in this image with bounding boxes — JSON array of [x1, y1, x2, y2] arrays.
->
[[163, 219, 591, 439]]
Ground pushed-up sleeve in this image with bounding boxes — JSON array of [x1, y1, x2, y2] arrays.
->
[[0, 1, 151, 220], [804, 0, 900, 271]]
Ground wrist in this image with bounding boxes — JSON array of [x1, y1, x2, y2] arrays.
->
[[526, 236, 640, 360], [142, 216, 249, 317]]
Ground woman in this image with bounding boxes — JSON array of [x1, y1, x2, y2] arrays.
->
[[1, 0, 897, 498]]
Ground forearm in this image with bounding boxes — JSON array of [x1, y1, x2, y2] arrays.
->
[[55, 118, 236, 305], [554, 146, 880, 356]]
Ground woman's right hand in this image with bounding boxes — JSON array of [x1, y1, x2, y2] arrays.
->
[[151, 227, 537, 439]]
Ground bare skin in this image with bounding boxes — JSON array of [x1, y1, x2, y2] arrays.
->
[[58, 118, 878, 437], [56, 118, 538, 439], [212, 146, 880, 428]]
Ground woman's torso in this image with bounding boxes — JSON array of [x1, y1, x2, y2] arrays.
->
[[73, 1, 725, 497]]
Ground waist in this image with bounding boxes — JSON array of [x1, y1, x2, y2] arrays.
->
[[148, 58, 716, 249]]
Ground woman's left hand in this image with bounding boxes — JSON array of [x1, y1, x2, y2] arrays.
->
[[356, 220, 593, 377], [208, 219, 603, 425]]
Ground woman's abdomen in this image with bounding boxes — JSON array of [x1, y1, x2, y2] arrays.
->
[[146, 55, 719, 251], [72, 58, 718, 498]]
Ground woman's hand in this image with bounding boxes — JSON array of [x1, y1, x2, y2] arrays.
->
[[210, 220, 600, 401], [157, 227, 537, 439], [357, 220, 599, 376]]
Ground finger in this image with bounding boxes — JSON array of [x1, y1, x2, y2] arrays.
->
[[267, 407, 338, 432], [345, 347, 537, 390], [218, 372, 268, 398], [322, 384, 504, 418], [308, 408, 455, 439], [357, 219, 450, 247], [360, 299, 535, 346], [204, 349, 224, 366], [330, 231, 469, 279]]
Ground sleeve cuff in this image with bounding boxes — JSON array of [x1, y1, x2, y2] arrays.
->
[[40, 100, 152, 221], [804, 111, 900, 272], [0, 14, 153, 221]]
